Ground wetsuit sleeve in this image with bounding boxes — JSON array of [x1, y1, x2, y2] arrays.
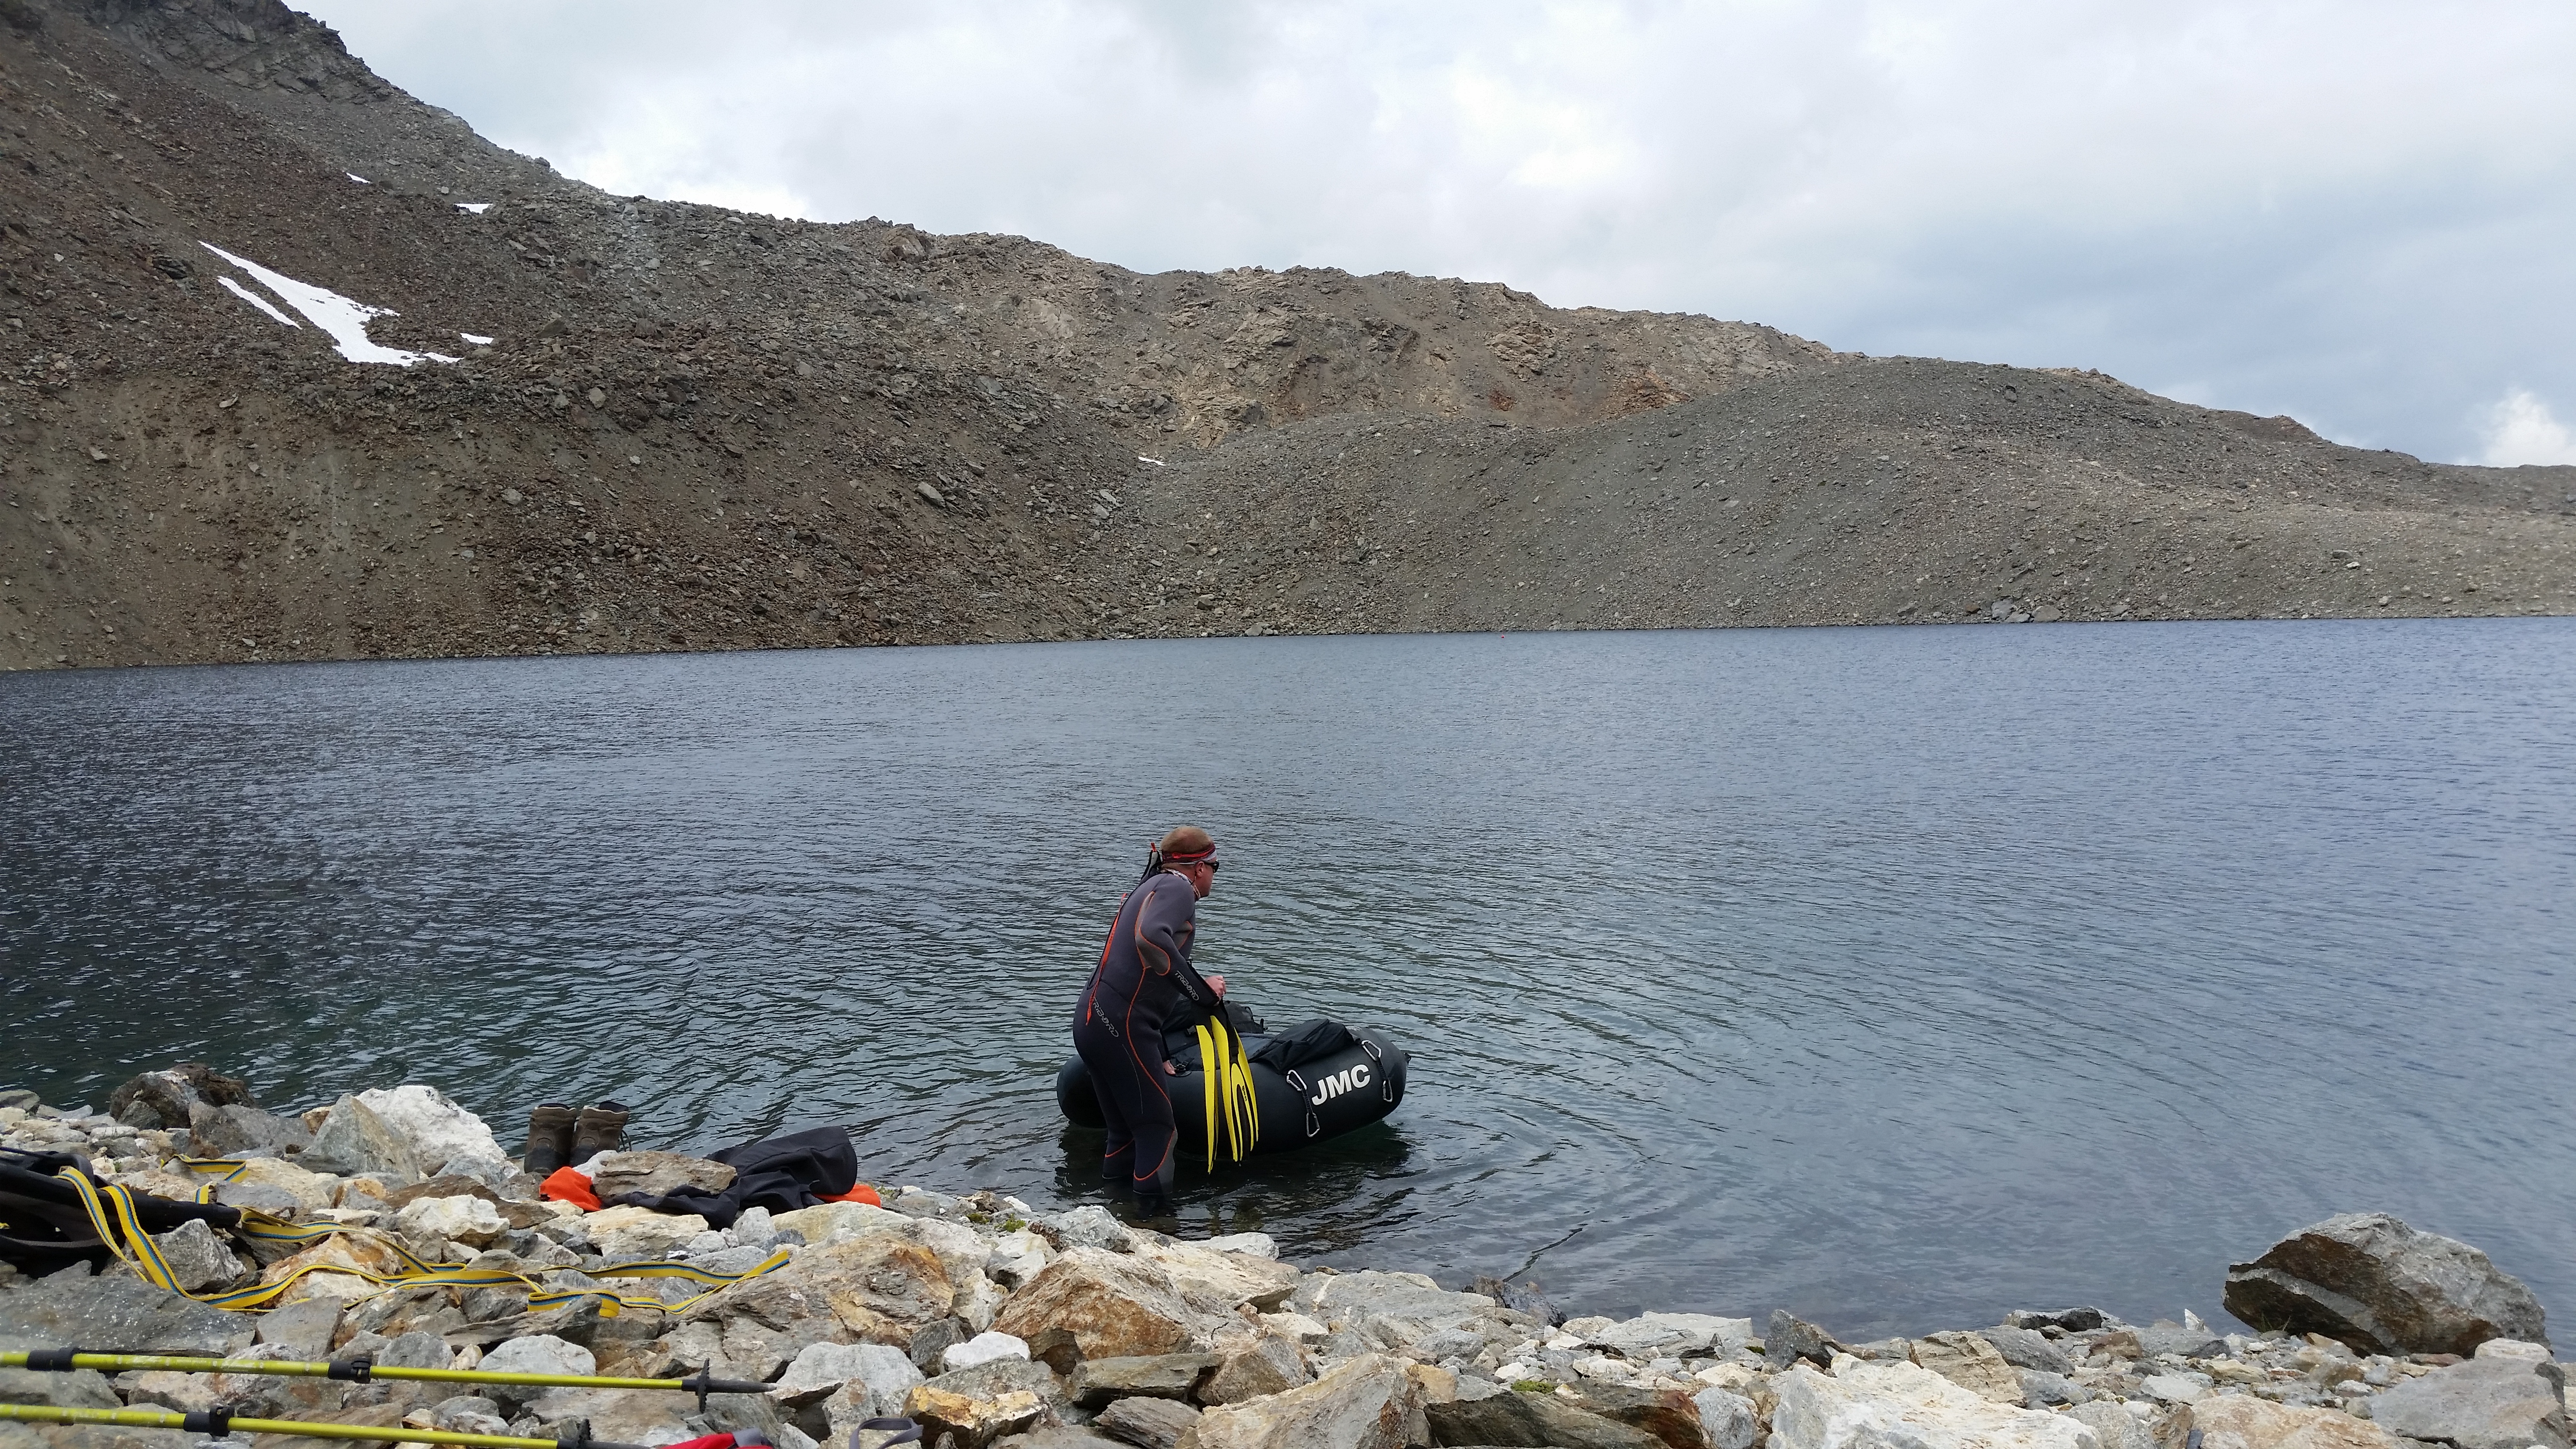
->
[[1133, 876, 1216, 1007]]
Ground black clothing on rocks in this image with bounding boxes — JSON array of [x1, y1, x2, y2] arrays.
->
[[600, 1125, 858, 1228]]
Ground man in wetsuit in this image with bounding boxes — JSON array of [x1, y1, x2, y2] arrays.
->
[[1071, 825, 1226, 1216]]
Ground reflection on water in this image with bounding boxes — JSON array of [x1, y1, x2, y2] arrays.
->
[[4, 620, 2573, 1338]]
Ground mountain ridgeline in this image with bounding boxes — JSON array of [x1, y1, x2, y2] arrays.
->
[[2, 0, 2571, 669]]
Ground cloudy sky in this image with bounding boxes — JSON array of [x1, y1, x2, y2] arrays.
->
[[302, 0, 2576, 467]]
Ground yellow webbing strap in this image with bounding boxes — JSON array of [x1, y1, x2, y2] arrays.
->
[[177, 1157, 250, 1204], [55, 1167, 788, 1315]]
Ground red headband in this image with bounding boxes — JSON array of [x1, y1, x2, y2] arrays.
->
[[1160, 844, 1218, 864]]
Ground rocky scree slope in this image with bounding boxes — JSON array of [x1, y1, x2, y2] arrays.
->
[[0, 0, 1816, 670], [0, 0, 2570, 672], [1133, 361, 2576, 636]]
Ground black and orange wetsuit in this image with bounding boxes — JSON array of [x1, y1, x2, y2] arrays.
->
[[1072, 869, 1219, 1209]]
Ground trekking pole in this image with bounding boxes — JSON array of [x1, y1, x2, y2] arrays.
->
[[0, 1402, 656, 1449], [0, 1350, 769, 1412]]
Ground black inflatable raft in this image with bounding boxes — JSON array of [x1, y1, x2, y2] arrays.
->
[[1056, 1013, 1409, 1158]]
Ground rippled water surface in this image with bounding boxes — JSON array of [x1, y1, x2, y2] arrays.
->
[[6, 621, 2574, 1338]]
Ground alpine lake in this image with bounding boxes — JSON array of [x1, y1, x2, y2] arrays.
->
[[5, 618, 2572, 1339]]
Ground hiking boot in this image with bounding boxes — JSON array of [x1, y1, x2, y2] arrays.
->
[[570, 1100, 630, 1165], [521, 1103, 575, 1176]]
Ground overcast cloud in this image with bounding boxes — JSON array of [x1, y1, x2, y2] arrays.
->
[[300, 0, 2576, 466]]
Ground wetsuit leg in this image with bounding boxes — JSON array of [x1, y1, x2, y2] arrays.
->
[[1073, 1012, 1177, 1212], [1073, 1014, 1139, 1187]]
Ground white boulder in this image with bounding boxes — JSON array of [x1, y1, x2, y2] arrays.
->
[[393, 1195, 507, 1250], [581, 1206, 710, 1261], [938, 1331, 1031, 1375], [1770, 1355, 2101, 1449], [352, 1085, 504, 1175]]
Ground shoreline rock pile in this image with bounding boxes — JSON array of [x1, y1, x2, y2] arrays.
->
[[4, 1071, 2568, 1449]]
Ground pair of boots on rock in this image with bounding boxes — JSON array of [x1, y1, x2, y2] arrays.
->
[[521, 1100, 629, 1177]]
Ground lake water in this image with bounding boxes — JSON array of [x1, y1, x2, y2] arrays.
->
[[4, 620, 2572, 1339]]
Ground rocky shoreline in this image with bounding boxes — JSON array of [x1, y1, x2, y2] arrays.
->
[[4, 1071, 2567, 1449]]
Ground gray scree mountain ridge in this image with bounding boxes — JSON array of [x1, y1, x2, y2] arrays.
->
[[2, 0, 2571, 669]]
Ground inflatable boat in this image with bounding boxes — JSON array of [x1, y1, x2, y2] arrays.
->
[[1056, 1012, 1409, 1162]]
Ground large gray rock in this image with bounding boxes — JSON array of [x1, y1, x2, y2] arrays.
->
[[106, 1064, 252, 1131], [348, 1087, 506, 1177], [2136, 1320, 2225, 1360], [188, 1100, 312, 1159], [1200, 1334, 1307, 1406], [1033, 1206, 1133, 1255], [587, 1151, 737, 1201], [902, 1379, 1046, 1449], [151, 1218, 246, 1293], [1696, 1387, 1760, 1449], [2069, 1399, 2163, 1449], [1912, 1331, 2025, 1404], [1189, 1353, 1427, 1449], [253, 1298, 344, 1360], [922, 1356, 1064, 1412], [771, 1341, 909, 1408], [2186, 1393, 2398, 1449], [2017, 1370, 2084, 1406], [1769, 1358, 2096, 1449], [298, 1094, 424, 1183], [186, 1342, 356, 1420], [1979, 1326, 2076, 1375], [1422, 1385, 1661, 1448], [990, 1248, 1215, 1362], [789, 1343, 923, 1446], [524, 1385, 793, 1449], [1072, 1354, 1216, 1408], [2363, 1354, 2570, 1449], [687, 1232, 955, 1345], [1288, 1272, 1501, 1344], [475, 1336, 595, 1410], [1093, 1394, 1199, 1449], [1586, 1313, 1756, 1359], [2007, 1308, 2108, 1333], [210, 1181, 306, 1220], [0, 1267, 254, 1354], [1767, 1310, 1842, 1369], [2223, 1213, 2549, 1356], [1562, 1383, 1709, 1449]]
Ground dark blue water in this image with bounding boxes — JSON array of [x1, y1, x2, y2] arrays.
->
[[5, 620, 2572, 1339]]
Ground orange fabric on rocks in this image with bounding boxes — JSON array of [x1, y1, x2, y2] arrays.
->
[[823, 1183, 882, 1207], [539, 1166, 602, 1212]]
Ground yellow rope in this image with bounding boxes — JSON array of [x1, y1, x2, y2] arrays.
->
[[54, 1167, 787, 1315]]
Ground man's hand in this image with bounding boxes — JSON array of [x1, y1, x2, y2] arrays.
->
[[1206, 973, 1226, 997], [1164, 1060, 1179, 1076]]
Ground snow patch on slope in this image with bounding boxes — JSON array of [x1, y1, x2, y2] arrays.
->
[[200, 242, 458, 367], [218, 275, 299, 329]]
